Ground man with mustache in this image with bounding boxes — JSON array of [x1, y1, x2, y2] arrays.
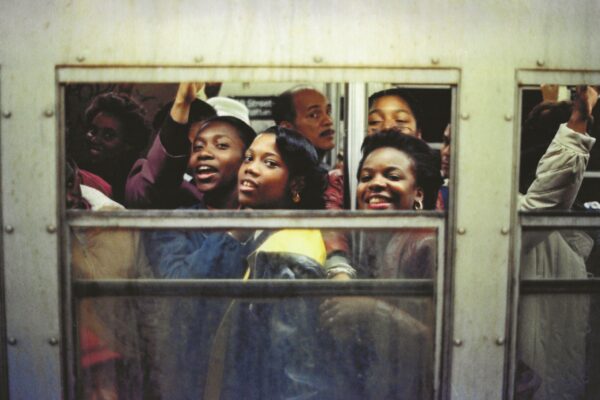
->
[[272, 87, 336, 160]]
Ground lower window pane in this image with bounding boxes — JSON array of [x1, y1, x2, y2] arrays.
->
[[517, 293, 600, 400], [75, 295, 434, 399], [70, 225, 439, 398], [518, 228, 600, 398]]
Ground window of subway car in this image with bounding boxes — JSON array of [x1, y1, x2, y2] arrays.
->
[[65, 81, 451, 399]]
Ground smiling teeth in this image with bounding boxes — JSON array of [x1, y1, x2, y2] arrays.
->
[[197, 166, 215, 172], [368, 197, 389, 204], [241, 180, 256, 188]]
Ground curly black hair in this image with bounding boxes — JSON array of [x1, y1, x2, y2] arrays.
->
[[262, 126, 328, 209], [358, 130, 443, 210], [368, 88, 424, 132], [84, 92, 151, 153]]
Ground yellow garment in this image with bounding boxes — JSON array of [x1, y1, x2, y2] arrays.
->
[[255, 229, 326, 266]]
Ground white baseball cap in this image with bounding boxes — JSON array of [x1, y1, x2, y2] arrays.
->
[[206, 97, 251, 125]]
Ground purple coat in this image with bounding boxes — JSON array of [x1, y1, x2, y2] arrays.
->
[[124, 116, 202, 209]]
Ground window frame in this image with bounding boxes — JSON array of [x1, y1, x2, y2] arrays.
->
[[57, 66, 459, 399], [508, 69, 600, 399]]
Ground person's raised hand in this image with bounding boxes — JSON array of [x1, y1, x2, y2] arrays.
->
[[541, 84, 559, 103], [171, 82, 205, 124], [568, 85, 599, 134]]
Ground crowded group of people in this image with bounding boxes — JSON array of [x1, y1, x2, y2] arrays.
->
[[67, 81, 598, 399]]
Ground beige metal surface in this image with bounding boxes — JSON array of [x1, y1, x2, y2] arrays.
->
[[2, 0, 600, 399]]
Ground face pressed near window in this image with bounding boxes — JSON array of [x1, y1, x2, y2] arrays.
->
[[357, 147, 424, 211], [238, 133, 291, 210], [287, 89, 335, 153], [84, 112, 130, 164], [189, 121, 245, 199], [367, 95, 419, 137]]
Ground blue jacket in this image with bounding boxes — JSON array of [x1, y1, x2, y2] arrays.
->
[[143, 203, 251, 400], [144, 204, 248, 279]]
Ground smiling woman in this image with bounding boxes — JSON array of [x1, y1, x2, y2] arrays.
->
[[357, 130, 442, 211]]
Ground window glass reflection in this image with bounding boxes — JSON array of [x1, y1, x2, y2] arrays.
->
[[75, 294, 434, 400], [71, 225, 437, 397], [517, 292, 600, 399]]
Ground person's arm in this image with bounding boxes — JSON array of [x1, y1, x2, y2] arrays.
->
[[124, 83, 205, 209], [323, 170, 356, 279], [125, 116, 200, 208], [520, 86, 597, 211]]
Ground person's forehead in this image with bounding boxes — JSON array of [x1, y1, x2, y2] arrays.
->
[[250, 133, 278, 153], [364, 147, 413, 168], [196, 120, 243, 142], [371, 95, 412, 112], [93, 111, 122, 127], [292, 89, 328, 110]]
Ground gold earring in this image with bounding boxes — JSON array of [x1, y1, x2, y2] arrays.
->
[[292, 192, 301, 204], [414, 200, 423, 210]]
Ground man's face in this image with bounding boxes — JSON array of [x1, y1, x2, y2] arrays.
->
[[188, 121, 246, 194], [288, 89, 335, 153]]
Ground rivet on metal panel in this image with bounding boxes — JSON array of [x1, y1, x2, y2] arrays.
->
[[44, 109, 55, 118], [76, 56, 86, 63], [457, 228, 466, 235], [46, 225, 57, 234], [194, 56, 204, 63], [7, 337, 17, 346], [504, 114, 513, 121], [48, 337, 59, 346], [536, 59, 545, 67], [495, 337, 506, 346], [4, 225, 14, 234], [2, 110, 11, 118], [453, 338, 463, 347], [460, 113, 469, 120], [501, 227, 509, 235], [313, 56, 323, 64], [431, 57, 440, 65]]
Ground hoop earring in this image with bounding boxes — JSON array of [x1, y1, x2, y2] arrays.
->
[[292, 191, 301, 204], [414, 199, 423, 210]]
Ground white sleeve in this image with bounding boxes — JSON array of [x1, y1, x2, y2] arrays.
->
[[519, 123, 595, 211], [81, 185, 125, 211]]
